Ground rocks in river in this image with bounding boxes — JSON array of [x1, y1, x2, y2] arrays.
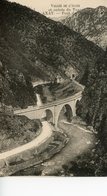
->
[[20, 151, 34, 161]]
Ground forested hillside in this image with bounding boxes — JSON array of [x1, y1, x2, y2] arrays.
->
[[77, 50, 107, 147], [0, 1, 104, 82], [62, 6, 107, 50], [0, 61, 36, 108]]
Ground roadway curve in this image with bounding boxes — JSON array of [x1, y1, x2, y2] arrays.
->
[[0, 121, 52, 160], [1, 81, 84, 161]]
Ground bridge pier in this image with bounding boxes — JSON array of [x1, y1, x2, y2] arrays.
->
[[54, 105, 63, 129]]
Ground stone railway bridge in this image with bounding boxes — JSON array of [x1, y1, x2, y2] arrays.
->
[[14, 91, 82, 128], [0, 89, 83, 174]]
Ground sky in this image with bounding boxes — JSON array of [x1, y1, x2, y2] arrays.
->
[[9, 0, 107, 19]]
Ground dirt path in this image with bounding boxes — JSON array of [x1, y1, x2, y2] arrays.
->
[[41, 122, 96, 175]]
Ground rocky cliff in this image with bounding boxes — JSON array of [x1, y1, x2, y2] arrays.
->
[[62, 6, 107, 50]]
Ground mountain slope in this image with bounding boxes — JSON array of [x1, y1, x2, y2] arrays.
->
[[77, 50, 107, 147], [0, 61, 36, 108], [62, 6, 107, 50], [0, 1, 104, 83]]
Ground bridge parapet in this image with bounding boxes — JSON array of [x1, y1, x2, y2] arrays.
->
[[14, 91, 83, 115]]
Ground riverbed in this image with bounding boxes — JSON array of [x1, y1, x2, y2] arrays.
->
[[13, 121, 96, 176]]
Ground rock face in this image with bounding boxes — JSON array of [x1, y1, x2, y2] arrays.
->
[[62, 6, 107, 50], [0, 1, 104, 83]]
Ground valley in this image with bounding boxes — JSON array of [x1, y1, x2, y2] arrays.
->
[[0, 0, 107, 177], [13, 121, 96, 176]]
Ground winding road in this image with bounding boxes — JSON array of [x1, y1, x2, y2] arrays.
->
[[0, 80, 84, 164], [0, 121, 52, 160]]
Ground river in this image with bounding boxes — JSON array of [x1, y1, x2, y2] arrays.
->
[[12, 122, 95, 176]]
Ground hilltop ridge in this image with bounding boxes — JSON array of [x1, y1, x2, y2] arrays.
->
[[0, 1, 104, 83], [62, 6, 107, 50]]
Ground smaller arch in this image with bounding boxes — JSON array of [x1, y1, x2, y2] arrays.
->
[[75, 99, 81, 116], [57, 104, 73, 126], [42, 109, 54, 124], [76, 99, 80, 107]]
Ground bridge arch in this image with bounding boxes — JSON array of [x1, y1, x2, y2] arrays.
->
[[42, 109, 54, 124], [75, 99, 81, 116], [56, 104, 73, 127]]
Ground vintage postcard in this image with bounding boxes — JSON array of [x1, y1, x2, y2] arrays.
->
[[0, 0, 107, 177]]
